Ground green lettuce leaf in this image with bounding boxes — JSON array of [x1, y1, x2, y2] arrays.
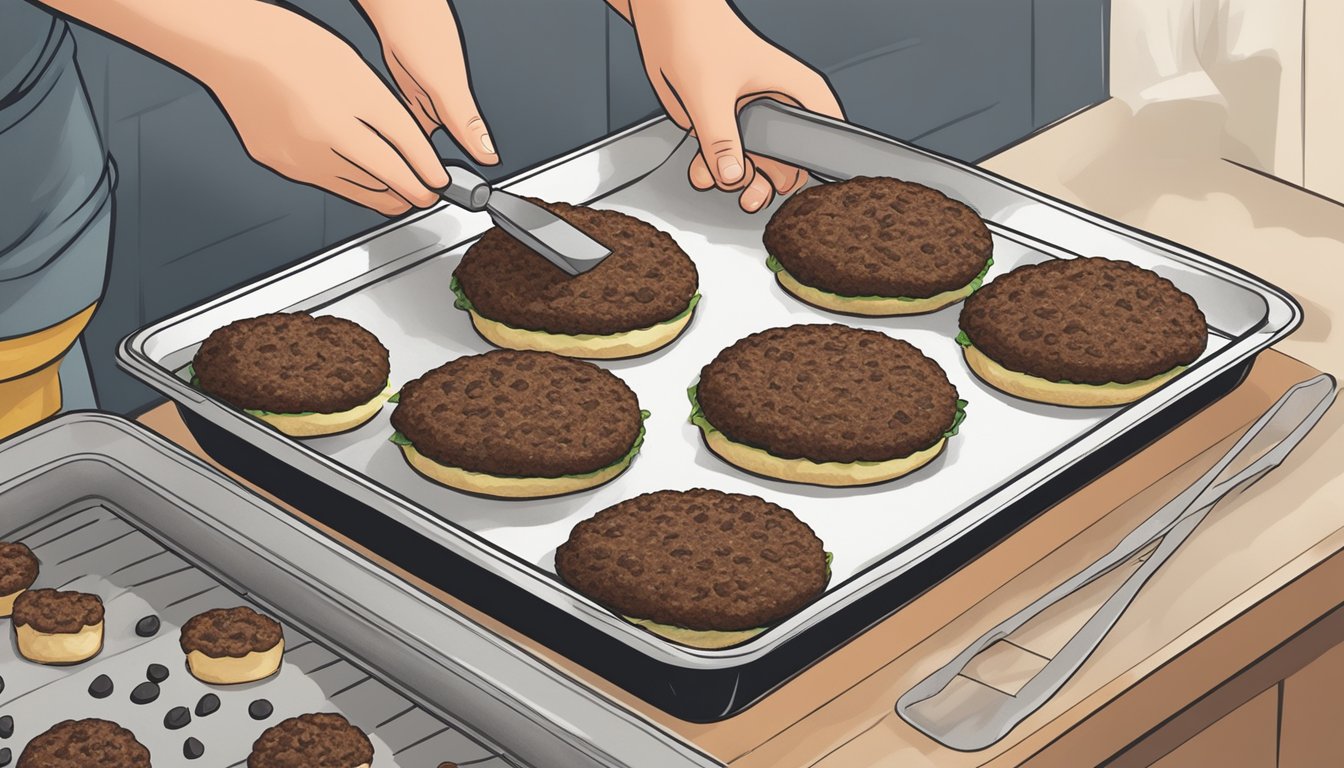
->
[[450, 275, 475, 311], [388, 391, 400, 403], [392, 410, 650, 479], [944, 399, 968, 437], [955, 330, 973, 348], [766, 254, 786, 274]]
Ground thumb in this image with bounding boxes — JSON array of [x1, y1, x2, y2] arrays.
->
[[686, 94, 749, 190]]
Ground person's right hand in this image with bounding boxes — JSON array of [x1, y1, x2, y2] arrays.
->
[[198, 5, 451, 216]]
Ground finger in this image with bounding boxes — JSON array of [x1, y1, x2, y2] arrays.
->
[[683, 91, 750, 190], [328, 177, 413, 217], [750, 154, 804, 196], [687, 152, 715, 190], [357, 113, 450, 192], [760, 67, 845, 120], [737, 165, 775, 213], [400, 91, 440, 136], [344, 124, 442, 208]]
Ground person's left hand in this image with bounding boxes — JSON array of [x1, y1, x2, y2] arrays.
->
[[360, 0, 499, 166], [617, 0, 844, 212]]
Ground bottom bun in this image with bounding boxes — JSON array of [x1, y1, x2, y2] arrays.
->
[[963, 345, 1184, 407], [0, 588, 24, 617], [250, 385, 392, 438], [399, 444, 631, 498], [186, 641, 284, 684], [775, 267, 977, 316], [702, 429, 946, 487], [467, 307, 693, 359], [16, 621, 104, 664], [625, 617, 765, 650]]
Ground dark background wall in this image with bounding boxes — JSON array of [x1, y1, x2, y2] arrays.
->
[[69, 0, 1108, 414]]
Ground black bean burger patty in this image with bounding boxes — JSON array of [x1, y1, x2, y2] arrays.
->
[[193, 313, 389, 414], [763, 177, 992, 298], [959, 257, 1208, 384], [390, 350, 642, 478], [453, 201, 699, 336], [696, 325, 960, 464], [555, 489, 827, 631]]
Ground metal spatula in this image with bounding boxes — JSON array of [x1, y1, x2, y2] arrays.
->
[[896, 373, 1337, 751], [441, 163, 611, 275]]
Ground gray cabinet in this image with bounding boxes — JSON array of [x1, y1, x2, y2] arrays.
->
[[70, 0, 1105, 413]]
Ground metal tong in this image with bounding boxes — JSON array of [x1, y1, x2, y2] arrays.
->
[[441, 163, 611, 275], [897, 374, 1337, 751]]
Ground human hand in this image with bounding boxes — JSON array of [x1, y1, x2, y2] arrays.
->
[[198, 3, 449, 216], [617, 0, 843, 212], [359, 0, 498, 167]]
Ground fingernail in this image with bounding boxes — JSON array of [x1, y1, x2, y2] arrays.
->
[[480, 133, 496, 155], [718, 156, 743, 183], [742, 189, 766, 212]]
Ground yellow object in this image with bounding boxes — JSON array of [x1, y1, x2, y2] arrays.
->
[[15, 620, 104, 664], [0, 303, 97, 440], [702, 428, 947, 487], [774, 268, 977, 316], [0, 588, 26, 618], [186, 641, 285, 684], [466, 307, 693, 359], [248, 384, 392, 437], [625, 617, 766, 649], [963, 344, 1185, 407], [399, 443, 632, 498]]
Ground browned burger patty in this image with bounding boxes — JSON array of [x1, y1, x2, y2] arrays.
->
[[0, 542, 38, 594], [763, 177, 992, 298], [959, 257, 1208, 384], [193, 313, 390, 414], [248, 713, 374, 768], [453, 201, 699, 335], [556, 489, 827, 631], [180, 606, 283, 657], [18, 719, 150, 768], [12, 589, 103, 634], [391, 350, 642, 478], [697, 325, 960, 463]]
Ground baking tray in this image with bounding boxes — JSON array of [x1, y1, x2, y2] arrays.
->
[[118, 110, 1301, 722], [0, 413, 720, 767]]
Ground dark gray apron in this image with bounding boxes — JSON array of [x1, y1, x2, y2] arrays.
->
[[1, 2, 113, 407]]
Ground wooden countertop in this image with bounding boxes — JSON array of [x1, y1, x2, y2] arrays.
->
[[138, 98, 1343, 767]]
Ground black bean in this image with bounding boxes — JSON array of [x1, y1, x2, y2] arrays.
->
[[130, 681, 160, 705], [183, 737, 205, 760], [0, 746, 10, 766], [135, 614, 161, 637], [195, 693, 220, 717], [248, 698, 273, 720], [0, 715, 11, 739], [164, 706, 191, 730], [146, 663, 169, 684], [88, 674, 114, 699]]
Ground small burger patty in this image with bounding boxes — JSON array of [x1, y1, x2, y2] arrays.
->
[[18, 719, 150, 768], [248, 713, 374, 768], [453, 201, 699, 336], [12, 588, 103, 634], [697, 325, 959, 463], [391, 350, 642, 478], [556, 489, 827, 631], [959, 257, 1208, 384], [194, 313, 390, 414], [763, 177, 992, 299], [0, 541, 38, 594], [180, 606, 283, 658]]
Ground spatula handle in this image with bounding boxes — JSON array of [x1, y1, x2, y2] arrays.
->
[[441, 163, 491, 212]]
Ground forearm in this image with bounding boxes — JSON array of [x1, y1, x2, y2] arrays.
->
[[34, 0, 308, 88]]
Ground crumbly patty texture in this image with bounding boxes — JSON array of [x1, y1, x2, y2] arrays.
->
[[18, 719, 151, 768], [556, 489, 827, 631], [390, 350, 642, 478], [179, 606, 283, 657], [193, 313, 390, 414], [0, 541, 38, 594], [763, 177, 992, 299], [12, 589, 103, 633], [248, 713, 373, 768], [959, 257, 1208, 384], [697, 325, 959, 463], [453, 201, 699, 336]]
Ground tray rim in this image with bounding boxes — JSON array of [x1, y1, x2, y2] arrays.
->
[[117, 112, 1304, 671]]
